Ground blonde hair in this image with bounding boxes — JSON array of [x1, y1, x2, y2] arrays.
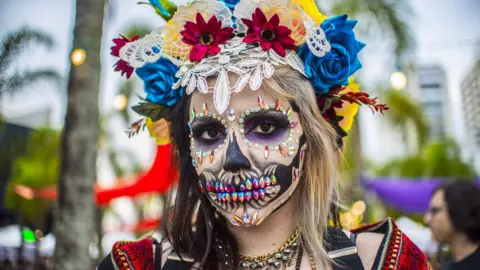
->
[[265, 68, 341, 269]]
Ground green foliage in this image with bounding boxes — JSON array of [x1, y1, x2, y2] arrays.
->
[[383, 89, 429, 149], [375, 138, 478, 178], [137, 0, 177, 21], [4, 129, 60, 230], [0, 28, 62, 95], [327, 0, 415, 64]]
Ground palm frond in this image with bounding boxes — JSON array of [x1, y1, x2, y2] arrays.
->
[[1, 69, 62, 95], [122, 24, 152, 39], [0, 28, 54, 73], [383, 88, 429, 149], [330, 0, 415, 63]]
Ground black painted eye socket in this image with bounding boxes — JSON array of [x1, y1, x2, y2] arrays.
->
[[251, 122, 277, 135], [191, 118, 227, 150], [203, 128, 225, 140], [243, 110, 289, 143]]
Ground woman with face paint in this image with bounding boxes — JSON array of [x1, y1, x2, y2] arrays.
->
[[98, 0, 431, 269]]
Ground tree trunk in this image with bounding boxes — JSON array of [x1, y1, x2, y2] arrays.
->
[[53, 0, 105, 269]]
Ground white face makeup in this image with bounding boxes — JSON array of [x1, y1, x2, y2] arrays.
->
[[189, 86, 306, 227]]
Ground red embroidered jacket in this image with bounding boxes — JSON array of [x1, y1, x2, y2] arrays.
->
[[98, 218, 432, 270]]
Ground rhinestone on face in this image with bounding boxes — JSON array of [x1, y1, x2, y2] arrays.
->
[[253, 190, 259, 200], [274, 99, 281, 110], [264, 146, 269, 159], [246, 179, 252, 190], [245, 191, 252, 201], [245, 109, 251, 115], [239, 118, 244, 124], [239, 192, 246, 202], [202, 103, 208, 115], [242, 214, 251, 224], [272, 175, 277, 185], [227, 108, 236, 122], [190, 108, 195, 121], [265, 186, 275, 194], [252, 178, 259, 189], [257, 96, 265, 109], [259, 189, 265, 199], [288, 145, 296, 156], [265, 177, 271, 186]]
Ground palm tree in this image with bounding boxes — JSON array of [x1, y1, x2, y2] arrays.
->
[[0, 28, 61, 113], [382, 88, 429, 150], [318, 0, 415, 63], [53, 0, 105, 269]]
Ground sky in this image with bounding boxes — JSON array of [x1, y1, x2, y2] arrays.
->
[[1, 0, 479, 176]]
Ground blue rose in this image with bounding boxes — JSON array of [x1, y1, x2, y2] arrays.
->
[[298, 15, 365, 94], [136, 58, 183, 107], [219, 0, 240, 10]]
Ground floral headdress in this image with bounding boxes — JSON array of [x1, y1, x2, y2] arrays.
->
[[111, 0, 388, 143]]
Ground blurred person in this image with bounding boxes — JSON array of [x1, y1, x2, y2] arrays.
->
[[424, 182, 480, 269], [97, 0, 431, 269]]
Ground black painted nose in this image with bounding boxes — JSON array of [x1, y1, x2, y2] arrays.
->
[[223, 132, 251, 173]]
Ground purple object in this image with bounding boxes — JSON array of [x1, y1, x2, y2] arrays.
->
[[361, 177, 480, 214]]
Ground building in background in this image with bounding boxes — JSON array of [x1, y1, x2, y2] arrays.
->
[[460, 60, 480, 172], [417, 65, 450, 139]]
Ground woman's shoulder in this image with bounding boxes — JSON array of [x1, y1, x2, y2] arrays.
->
[[351, 217, 433, 270], [96, 236, 195, 270]]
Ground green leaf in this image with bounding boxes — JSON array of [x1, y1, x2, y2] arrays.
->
[[131, 102, 173, 121], [1, 69, 62, 95], [0, 28, 55, 74]]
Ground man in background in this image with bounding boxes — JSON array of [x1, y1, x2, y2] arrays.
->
[[424, 181, 480, 269]]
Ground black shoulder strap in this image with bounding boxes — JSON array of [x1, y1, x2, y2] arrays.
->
[[97, 253, 115, 270], [325, 227, 364, 270]]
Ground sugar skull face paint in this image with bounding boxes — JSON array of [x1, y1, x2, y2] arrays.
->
[[189, 86, 306, 227]]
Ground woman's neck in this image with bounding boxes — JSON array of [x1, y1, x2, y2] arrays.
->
[[449, 233, 479, 262], [227, 199, 297, 256]]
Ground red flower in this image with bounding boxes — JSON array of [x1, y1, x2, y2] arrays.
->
[[180, 13, 234, 62], [111, 35, 139, 78], [241, 8, 296, 57]]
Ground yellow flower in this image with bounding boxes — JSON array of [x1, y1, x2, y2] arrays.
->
[[289, 0, 327, 24], [335, 77, 360, 131], [146, 118, 172, 145]]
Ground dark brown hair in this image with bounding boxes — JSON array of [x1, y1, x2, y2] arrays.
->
[[434, 180, 480, 243]]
